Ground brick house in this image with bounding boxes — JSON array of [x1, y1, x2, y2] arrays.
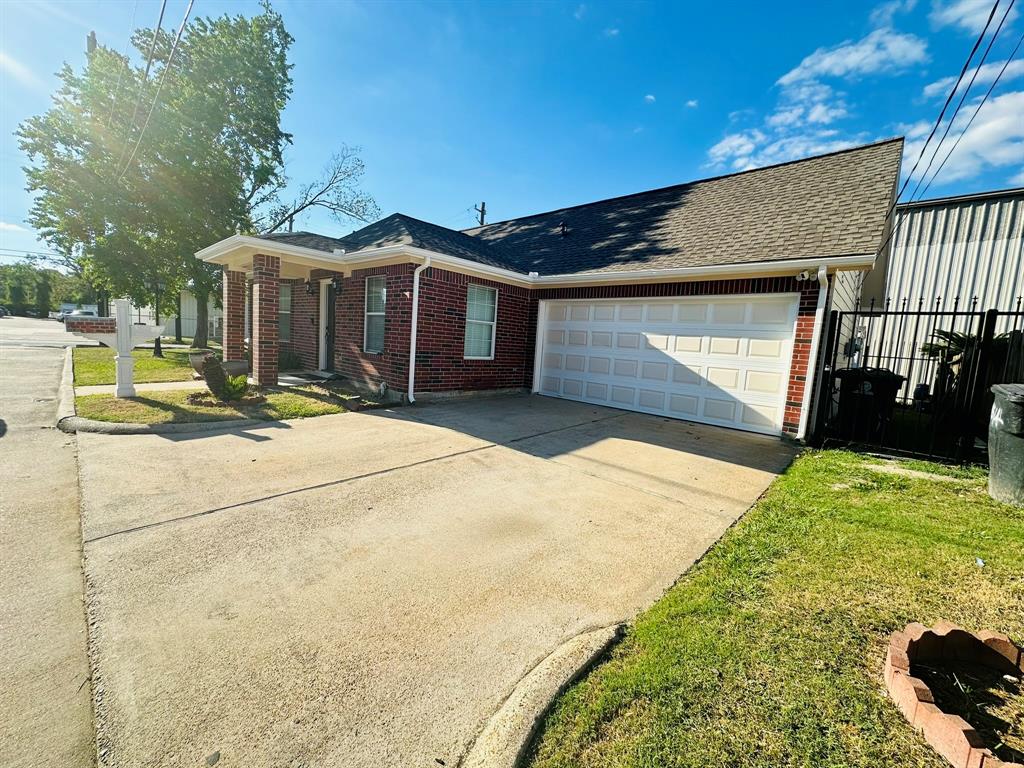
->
[[196, 138, 903, 440]]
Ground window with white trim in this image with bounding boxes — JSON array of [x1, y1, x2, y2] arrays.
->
[[464, 285, 497, 359], [279, 283, 292, 342], [364, 276, 386, 353]]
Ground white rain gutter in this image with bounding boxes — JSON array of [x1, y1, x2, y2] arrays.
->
[[407, 255, 432, 403], [796, 264, 829, 441]]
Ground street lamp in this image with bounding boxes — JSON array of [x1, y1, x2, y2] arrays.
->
[[144, 277, 168, 358]]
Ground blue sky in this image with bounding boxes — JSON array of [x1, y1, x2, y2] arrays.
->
[[1, 0, 1022, 265]]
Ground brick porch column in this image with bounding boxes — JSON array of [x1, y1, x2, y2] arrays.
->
[[223, 268, 246, 363], [251, 253, 280, 386]]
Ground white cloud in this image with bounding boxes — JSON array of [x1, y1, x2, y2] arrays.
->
[[603, 27, 619, 37], [1010, 168, 1024, 185], [632, 125, 644, 134], [708, 130, 767, 166], [709, 128, 863, 171], [0, 51, 48, 93], [644, 94, 656, 103], [0, 222, 30, 233], [930, 0, 1019, 33], [923, 59, 1024, 99], [778, 28, 928, 85], [766, 106, 805, 127], [807, 102, 849, 123], [686, 99, 699, 108], [903, 90, 1024, 184], [573, 3, 586, 20], [871, 0, 918, 27]]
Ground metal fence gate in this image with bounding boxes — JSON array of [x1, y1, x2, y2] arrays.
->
[[812, 297, 1024, 463]]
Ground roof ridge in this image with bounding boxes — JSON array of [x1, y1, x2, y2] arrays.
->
[[463, 136, 905, 233]]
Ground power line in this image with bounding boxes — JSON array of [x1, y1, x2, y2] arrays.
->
[[105, 0, 140, 129], [907, 0, 1016, 203], [919, 28, 1024, 201], [872, 0, 1003, 259], [894, 0, 1000, 206], [114, 0, 167, 173], [117, 0, 195, 183]]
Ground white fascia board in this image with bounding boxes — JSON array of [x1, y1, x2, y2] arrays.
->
[[194, 235, 351, 271]]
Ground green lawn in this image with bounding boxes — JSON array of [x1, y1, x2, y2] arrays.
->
[[73, 347, 211, 386], [528, 451, 1024, 768], [75, 384, 375, 424]]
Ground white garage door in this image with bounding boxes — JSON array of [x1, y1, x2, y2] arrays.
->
[[535, 295, 799, 435]]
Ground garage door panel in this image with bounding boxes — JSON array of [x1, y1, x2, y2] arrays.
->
[[538, 296, 797, 435]]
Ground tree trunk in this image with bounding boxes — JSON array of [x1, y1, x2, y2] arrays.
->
[[193, 288, 210, 348]]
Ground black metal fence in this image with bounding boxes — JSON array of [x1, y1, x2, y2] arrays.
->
[[812, 297, 1024, 463]]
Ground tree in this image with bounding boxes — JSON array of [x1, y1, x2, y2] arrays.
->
[[34, 272, 53, 316], [18, 1, 378, 348]]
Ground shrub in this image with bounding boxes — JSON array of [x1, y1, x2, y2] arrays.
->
[[202, 355, 250, 401], [222, 374, 250, 401]]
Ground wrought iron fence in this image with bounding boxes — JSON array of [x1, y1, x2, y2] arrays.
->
[[812, 296, 1024, 463]]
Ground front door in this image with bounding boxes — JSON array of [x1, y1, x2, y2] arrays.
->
[[319, 280, 336, 371]]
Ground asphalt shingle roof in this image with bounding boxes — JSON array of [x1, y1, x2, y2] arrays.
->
[[257, 138, 903, 277], [465, 138, 903, 275], [261, 214, 523, 272]]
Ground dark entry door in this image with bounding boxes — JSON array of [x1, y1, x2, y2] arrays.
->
[[322, 283, 336, 371]]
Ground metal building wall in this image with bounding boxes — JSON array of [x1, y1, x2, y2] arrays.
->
[[875, 189, 1024, 312]]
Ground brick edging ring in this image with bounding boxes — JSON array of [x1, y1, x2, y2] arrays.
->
[[884, 621, 1024, 768]]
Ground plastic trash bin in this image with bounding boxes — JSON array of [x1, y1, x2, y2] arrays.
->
[[989, 384, 1024, 506], [833, 367, 907, 441]]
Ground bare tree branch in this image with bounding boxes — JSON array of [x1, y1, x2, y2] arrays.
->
[[260, 147, 379, 235]]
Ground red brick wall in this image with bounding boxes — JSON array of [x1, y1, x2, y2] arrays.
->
[[251, 253, 280, 386], [413, 268, 532, 392], [223, 268, 246, 362], [64, 316, 116, 335], [281, 277, 315, 370], [533, 277, 822, 436], [333, 264, 414, 392]]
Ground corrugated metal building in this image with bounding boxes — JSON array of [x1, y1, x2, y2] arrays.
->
[[862, 187, 1024, 312], [830, 187, 1023, 399]]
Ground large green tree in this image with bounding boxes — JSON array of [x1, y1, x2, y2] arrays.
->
[[18, 1, 377, 347]]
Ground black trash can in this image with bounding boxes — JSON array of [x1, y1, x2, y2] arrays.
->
[[833, 367, 907, 441], [989, 384, 1024, 506]]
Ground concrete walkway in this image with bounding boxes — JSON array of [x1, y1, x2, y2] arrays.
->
[[76, 394, 795, 767], [0, 318, 94, 767]]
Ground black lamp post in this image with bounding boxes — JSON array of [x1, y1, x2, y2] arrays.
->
[[145, 277, 167, 358]]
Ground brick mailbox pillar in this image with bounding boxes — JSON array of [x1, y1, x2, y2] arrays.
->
[[251, 253, 280, 387], [223, 268, 247, 364]]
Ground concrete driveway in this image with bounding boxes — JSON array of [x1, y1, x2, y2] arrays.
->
[[77, 394, 794, 767]]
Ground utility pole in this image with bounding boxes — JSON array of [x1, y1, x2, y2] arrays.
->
[[87, 31, 97, 54], [474, 201, 487, 226]]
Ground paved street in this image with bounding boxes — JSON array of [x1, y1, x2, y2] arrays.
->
[[0, 317, 94, 768]]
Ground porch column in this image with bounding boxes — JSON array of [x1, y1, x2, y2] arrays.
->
[[252, 253, 280, 386], [223, 267, 246, 363]]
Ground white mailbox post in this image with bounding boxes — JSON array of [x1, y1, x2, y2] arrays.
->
[[70, 299, 163, 397]]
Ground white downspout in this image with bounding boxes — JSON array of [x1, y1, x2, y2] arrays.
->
[[407, 256, 431, 404], [796, 264, 829, 441]]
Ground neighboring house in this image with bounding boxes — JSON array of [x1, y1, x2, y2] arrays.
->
[[130, 289, 223, 340], [196, 138, 903, 440]]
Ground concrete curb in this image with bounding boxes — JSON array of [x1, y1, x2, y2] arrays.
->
[[58, 415, 268, 435], [56, 346, 77, 424], [462, 623, 623, 768]]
